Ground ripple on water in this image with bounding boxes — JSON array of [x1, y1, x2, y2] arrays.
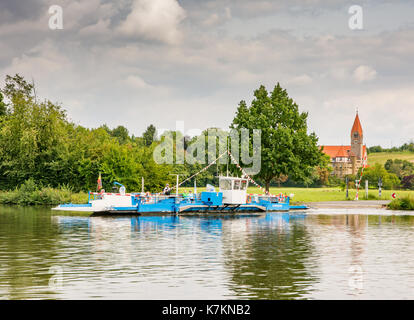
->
[[1, 208, 414, 299]]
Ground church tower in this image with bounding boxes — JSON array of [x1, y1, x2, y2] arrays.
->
[[350, 112, 363, 160]]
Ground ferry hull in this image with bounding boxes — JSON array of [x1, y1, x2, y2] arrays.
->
[[52, 192, 308, 214]]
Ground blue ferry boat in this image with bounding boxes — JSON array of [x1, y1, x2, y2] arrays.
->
[[52, 176, 308, 214]]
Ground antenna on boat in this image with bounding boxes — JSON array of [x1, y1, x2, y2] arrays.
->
[[226, 136, 229, 177]]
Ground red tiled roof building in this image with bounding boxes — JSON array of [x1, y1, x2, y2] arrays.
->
[[320, 112, 367, 178]]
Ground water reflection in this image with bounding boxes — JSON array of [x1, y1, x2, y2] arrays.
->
[[1, 206, 414, 299], [0, 206, 60, 299], [222, 213, 316, 299]]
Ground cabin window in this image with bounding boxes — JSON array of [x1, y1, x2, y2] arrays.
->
[[219, 179, 232, 190], [234, 180, 241, 190], [241, 180, 247, 190]]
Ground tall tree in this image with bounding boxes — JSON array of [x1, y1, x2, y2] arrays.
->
[[0, 92, 7, 116], [111, 125, 130, 144], [142, 124, 157, 146], [231, 83, 324, 191], [2, 74, 34, 102]]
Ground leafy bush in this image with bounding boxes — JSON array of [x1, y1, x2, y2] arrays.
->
[[0, 179, 88, 205], [360, 163, 400, 190], [388, 195, 414, 210], [401, 175, 414, 190]]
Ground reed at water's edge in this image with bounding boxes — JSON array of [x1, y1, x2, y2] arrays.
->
[[387, 195, 414, 210]]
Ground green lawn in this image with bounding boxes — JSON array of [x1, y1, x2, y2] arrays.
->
[[246, 187, 414, 202], [184, 186, 414, 202], [368, 151, 414, 166]]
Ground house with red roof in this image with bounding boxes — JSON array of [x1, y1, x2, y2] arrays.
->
[[320, 112, 367, 178]]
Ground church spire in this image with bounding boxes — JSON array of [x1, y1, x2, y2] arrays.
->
[[351, 111, 363, 136]]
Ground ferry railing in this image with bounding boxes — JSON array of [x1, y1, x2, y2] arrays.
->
[[253, 194, 289, 204], [134, 193, 200, 205], [89, 191, 288, 205]]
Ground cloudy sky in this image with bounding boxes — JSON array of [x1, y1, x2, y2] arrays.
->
[[0, 0, 413, 147]]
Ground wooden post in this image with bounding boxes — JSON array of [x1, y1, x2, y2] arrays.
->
[[141, 177, 144, 193], [378, 177, 382, 198], [355, 179, 360, 200], [346, 177, 349, 199]]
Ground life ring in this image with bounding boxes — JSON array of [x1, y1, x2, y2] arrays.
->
[[247, 195, 252, 203]]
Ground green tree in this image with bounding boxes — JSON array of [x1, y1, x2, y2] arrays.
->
[[231, 84, 325, 191], [0, 92, 7, 116], [384, 159, 414, 179], [142, 124, 157, 147], [0, 74, 176, 193], [2, 74, 34, 102], [110, 125, 130, 144], [360, 163, 400, 189]]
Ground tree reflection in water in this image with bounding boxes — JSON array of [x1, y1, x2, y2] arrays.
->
[[223, 213, 318, 299]]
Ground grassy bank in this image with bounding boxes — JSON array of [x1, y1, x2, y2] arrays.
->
[[247, 187, 413, 202], [181, 186, 414, 202], [387, 195, 414, 210], [0, 180, 88, 206], [368, 151, 414, 166]]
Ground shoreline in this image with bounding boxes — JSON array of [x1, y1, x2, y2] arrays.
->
[[303, 200, 390, 209]]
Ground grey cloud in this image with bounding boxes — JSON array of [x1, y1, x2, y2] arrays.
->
[[0, 0, 413, 147], [0, 0, 46, 23]]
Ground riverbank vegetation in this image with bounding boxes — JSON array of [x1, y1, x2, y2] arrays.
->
[[0, 179, 88, 205], [387, 195, 414, 210]]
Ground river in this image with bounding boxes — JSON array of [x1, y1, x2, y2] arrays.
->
[[0, 205, 413, 299]]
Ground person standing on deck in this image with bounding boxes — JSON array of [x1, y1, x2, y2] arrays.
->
[[163, 184, 171, 195]]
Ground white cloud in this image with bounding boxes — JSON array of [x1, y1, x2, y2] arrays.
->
[[79, 18, 111, 37], [202, 13, 220, 27], [2, 40, 71, 77], [353, 65, 378, 83], [117, 0, 186, 44], [125, 74, 153, 89], [287, 74, 313, 86]]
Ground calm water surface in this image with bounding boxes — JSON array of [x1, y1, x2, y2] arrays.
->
[[1, 205, 414, 299]]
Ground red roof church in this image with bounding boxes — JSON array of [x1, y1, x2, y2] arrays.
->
[[321, 113, 367, 178]]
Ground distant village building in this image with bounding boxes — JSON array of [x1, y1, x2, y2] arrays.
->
[[321, 112, 367, 178]]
